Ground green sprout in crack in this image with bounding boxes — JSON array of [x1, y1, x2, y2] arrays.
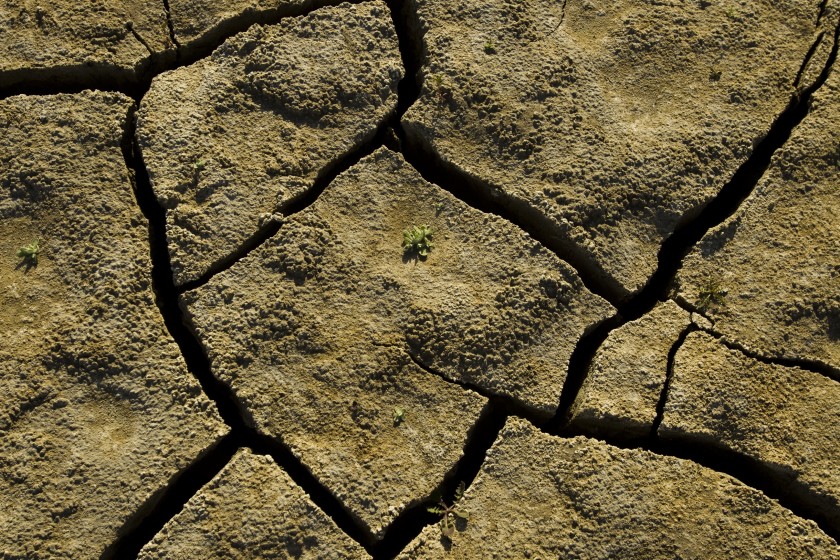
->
[[403, 225, 434, 258], [427, 481, 469, 539], [17, 239, 40, 265], [696, 275, 727, 311]]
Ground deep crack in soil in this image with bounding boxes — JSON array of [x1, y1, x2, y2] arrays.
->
[[58, 2, 840, 557]]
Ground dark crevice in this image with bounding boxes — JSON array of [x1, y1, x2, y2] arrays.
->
[[817, 0, 830, 26], [162, 0, 182, 53], [121, 105, 378, 555], [178, 119, 392, 293], [551, 421, 840, 543], [121, 106, 253, 432], [100, 434, 239, 559], [169, 0, 366, 65], [398, 124, 629, 306], [0, 0, 362, 102], [386, 0, 424, 121], [405, 348, 551, 423], [180, 0, 424, 292], [649, 324, 698, 437], [617, 18, 840, 322], [371, 401, 508, 559], [126, 23, 156, 56], [698, 324, 840, 383], [542, 314, 624, 432], [670, 297, 840, 382], [794, 31, 825, 88]]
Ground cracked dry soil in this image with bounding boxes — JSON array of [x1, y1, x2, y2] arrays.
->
[[1, 0, 839, 559]]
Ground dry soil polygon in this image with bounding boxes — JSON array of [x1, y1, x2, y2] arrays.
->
[[138, 449, 370, 560], [0, 0, 171, 88], [138, 0, 402, 286], [404, 0, 829, 297], [570, 300, 691, 437], [661, 331, 840, 530], [676, 62, 840, 373], [182, 147, 612, 536], [401, 418, 840, 559], [0, 91, 226, 559]]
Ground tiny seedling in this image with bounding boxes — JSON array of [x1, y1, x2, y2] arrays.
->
[[17, 239, 40, 265], [194, 159, 206, 172], [484, 39, 497, 54], [427, 481, 469, 539], [393, 406, 406, 426], [403, 225, 434, 258], [696, 275, 727, 311]]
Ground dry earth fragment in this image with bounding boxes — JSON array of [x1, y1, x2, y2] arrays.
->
[[661, 331, 840, 531], [0, 0, 170, 88], [168, 0, 342, 52], [676, 62, 840, 372], [570, 300, 690, 437], [138, 0, 402, 286], [182, 147, 611, 537], [138, 449, 370, 559], [404, 0, 829, 297], [401, 418, 840, 559], [0, 91, 226, 559]]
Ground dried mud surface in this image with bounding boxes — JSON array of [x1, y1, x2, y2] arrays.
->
[[1, 0, 838, 558]]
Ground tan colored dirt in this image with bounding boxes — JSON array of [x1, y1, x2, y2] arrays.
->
[[404, 0, 830, 297], [570, 300, 690, 437], [138, 0, 402, 286], [662, 331, 840, 529], [0, 91, 226, 559], [401, 418, 840, 559], [676, 62, 840, 372], [138, 449, 370, 559]]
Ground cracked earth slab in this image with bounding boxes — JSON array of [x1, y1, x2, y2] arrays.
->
[[0, 91, 226, 558], [137, 449, 369, 559], [569, 300, 691, 437], [181, 147, 611, 537], [167, 0, 344, 53], [401, 418, 840, 559], [0, 0, 171, 90], [661, 331, 840, 532], [675, 54, 839, 373], [137, 0, 402, 287], [404, 0, 830, 298]]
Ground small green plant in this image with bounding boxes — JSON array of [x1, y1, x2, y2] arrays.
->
[[696, 275, 727, 311], [402, 225, 434, 258], [393, 406, 406, 426], [483, 39, 497, 54], [17, 239, 40, 265], [427, 481, 469, 539], [193, 159, 206, 172]]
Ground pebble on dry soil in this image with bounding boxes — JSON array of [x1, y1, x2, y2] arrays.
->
[[404, 0, 830, 297], [661, 331, 840, 531], [0, 91, 226, 559], [570, 300, 691, 437], [138, 0, 402, 286], [675, 65, 840, 373], [401, 417, 840, 559], [0, 0, 171, 87], [138, 449, 370, 559], [182, 147, 612, 537]]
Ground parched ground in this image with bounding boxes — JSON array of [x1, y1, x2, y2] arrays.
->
[[1, 0, 838, 558]]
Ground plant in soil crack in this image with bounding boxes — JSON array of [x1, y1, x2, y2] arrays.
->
[[428, 481, 469, 539], [696, 275, 727, 311]]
